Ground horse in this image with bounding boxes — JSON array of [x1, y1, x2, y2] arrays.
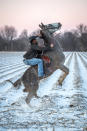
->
[[9, 23, 69, 103]]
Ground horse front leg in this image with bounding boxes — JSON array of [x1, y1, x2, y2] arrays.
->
[[58, 64, 69, 85], [25, 89, 39, 104]]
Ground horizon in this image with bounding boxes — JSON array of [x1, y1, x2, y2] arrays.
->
[[0, 0, 87, 35]]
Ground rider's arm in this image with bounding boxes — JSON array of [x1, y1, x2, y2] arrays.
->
[[23, 50, 32, 59], [31, 44, 52, 52], [31, 44, 47, 51], [31, 45, 41, 50]]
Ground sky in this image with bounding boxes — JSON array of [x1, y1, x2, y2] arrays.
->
[[0, 0, 87, 34]]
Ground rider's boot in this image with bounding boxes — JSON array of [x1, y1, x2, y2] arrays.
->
[[38, 74, 47, 80]]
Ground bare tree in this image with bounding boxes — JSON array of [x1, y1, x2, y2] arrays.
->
[[77, 24, 87, 36], [76, 24, 87, 51], [18, 29, 30, 50], [0, 25, 17, 41], [0, 25, 17, 50], [19, 29, 28, 39]]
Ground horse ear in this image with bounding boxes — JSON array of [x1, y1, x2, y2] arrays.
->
[[39, 23, 44, 29], [39, 24, 42, 29], [39, 22, 45, 30], [41, 23, 46, 29], [41, 22, 44, 26]]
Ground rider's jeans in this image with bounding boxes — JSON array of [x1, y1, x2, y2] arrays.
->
[[23, 58, 44, 77]]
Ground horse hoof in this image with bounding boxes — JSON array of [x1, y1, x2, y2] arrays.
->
[[58, 80, 62, 86], [59, 83, 62, 86], [23, 88, 28, 92]]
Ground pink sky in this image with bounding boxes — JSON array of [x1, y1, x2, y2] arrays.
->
[[0, 0, 87, 34]]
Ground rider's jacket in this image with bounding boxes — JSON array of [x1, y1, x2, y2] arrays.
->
[[23, 42, 52, 59], [23, 30, 55, 60]]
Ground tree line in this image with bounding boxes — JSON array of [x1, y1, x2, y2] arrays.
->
[[0, 24, 87, 51]]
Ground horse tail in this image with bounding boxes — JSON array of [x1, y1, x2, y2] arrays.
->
[[6, 78, 21, 88]]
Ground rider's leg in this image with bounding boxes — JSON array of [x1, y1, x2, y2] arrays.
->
[[23, 58, 44, 77]]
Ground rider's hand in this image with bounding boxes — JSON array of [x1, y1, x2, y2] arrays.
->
[[50, 43, 54, 48]]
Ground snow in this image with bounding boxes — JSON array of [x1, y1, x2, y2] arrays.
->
[[0, 52, 87, 131]]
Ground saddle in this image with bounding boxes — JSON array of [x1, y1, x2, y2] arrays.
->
[[41, 55, 51, 74], [41, 55, 53, 76], [41, 55, 51, 64]]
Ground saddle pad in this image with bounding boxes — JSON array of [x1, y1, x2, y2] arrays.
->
[[42, 55, 50, 63]]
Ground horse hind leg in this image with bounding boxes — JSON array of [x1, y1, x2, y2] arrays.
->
[[58, 64, 69, 85], [25, 91, 40, 104], [22, 66, 39, 103], [25, 92, 34, 104], [24, 81, 39, 104]]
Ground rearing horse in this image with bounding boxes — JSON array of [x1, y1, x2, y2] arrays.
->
[[11, 23, 69, 103]]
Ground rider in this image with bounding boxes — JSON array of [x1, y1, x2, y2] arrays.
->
[[23, 31, 54, 79]]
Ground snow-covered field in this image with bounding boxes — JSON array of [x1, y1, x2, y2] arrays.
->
[[0, 52, 87, 131]]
